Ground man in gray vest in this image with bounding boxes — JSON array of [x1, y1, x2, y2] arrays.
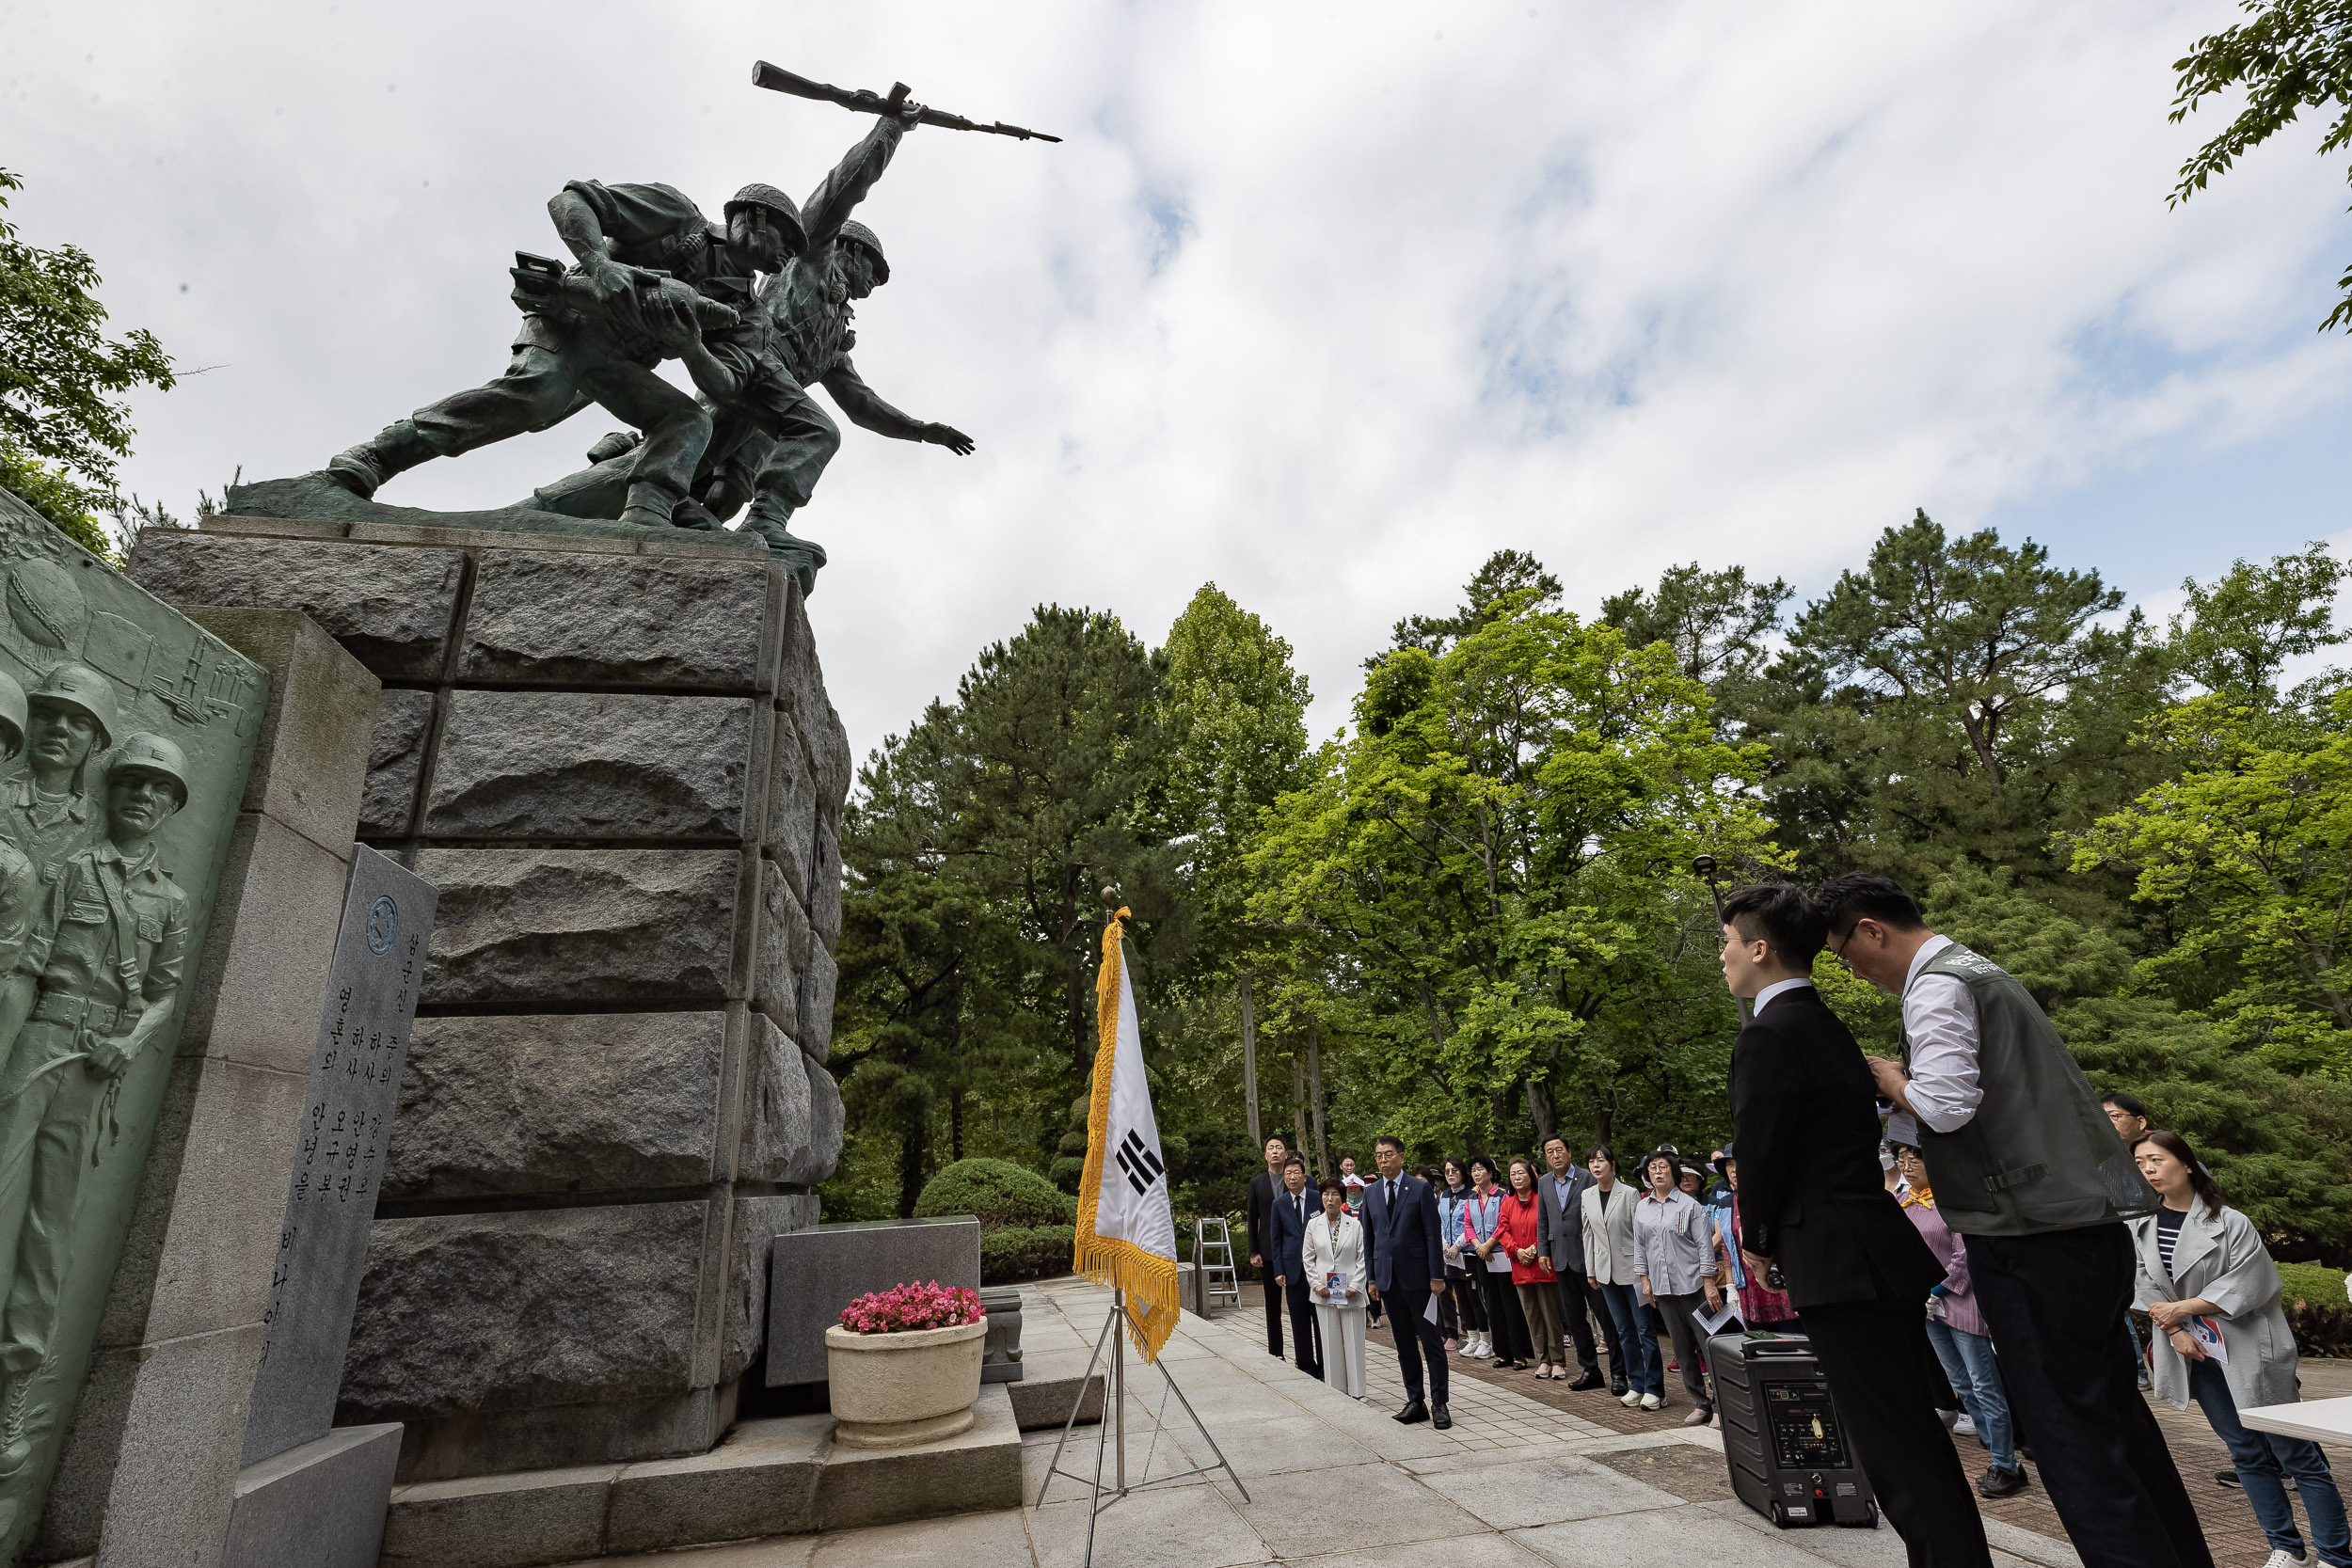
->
[[1817, 873, 2210, 1568]]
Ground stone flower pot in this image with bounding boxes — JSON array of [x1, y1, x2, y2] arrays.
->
[[824, 1317, 987, 1449]]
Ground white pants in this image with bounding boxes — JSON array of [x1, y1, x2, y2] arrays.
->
[[1314, 1302, 1369, 1398]]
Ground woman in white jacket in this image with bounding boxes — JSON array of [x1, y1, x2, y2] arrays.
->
[[1580, 1144, 1661, 1405], [1302, 1174, 1371, 1398], [2133, 1130, 2351, 1568]]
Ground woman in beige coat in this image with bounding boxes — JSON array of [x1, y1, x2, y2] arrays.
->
[[1301, 1175, 1370, 1398], [1580, 1144, 1661, 1403], [2134, 1130, 2349, 1568]]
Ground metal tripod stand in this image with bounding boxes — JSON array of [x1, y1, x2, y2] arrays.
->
[[1032, 1289, 1250, 1567]]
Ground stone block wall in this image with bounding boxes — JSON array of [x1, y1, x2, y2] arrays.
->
[[127, 517, 847, 1482]]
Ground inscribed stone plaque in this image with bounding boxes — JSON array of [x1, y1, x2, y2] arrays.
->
[[242, 847, 437, 1465], [0, 488, 267, 1560]]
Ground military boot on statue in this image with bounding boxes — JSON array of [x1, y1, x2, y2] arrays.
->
[[616, 478, 685, 531], [324, 418, 438, 499], [740, 496, 828, 596]]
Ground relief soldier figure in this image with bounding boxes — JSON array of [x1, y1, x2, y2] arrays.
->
[[524, 100, 974, 588], [0, 665, 118, 1070], [319, 177, 810, 529], [0, 676, 42, 988], [0, 734, 193, 1477]]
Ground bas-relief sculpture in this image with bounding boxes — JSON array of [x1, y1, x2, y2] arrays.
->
[[230, 66, 1055, 596], [0, 495, 264, 1560]]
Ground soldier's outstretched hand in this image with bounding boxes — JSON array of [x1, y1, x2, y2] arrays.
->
[[923, 422, 975, 456]]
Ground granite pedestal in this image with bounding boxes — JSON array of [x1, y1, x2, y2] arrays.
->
[[126, 515, 851, 1484]]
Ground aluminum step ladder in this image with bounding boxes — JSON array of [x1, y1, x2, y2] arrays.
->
[[1192, 1216, 1242, 1309]]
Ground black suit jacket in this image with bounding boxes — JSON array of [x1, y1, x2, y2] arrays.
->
[[1267, 1186, 1314, 1280], [1246, 1170, 1280, 1266], [1729, 985, 1941, 1309], [1361, 1172, 1446, 1294]]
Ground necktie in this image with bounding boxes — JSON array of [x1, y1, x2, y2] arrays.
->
[[1386, 1179, 1397, 1214]]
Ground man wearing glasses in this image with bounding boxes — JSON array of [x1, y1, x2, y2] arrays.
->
[[1815, 874, 2209, 1568]]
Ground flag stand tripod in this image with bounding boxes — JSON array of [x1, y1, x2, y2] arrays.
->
[[1032, 1288, 1250, 1566]]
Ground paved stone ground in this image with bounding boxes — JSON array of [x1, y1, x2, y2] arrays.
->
[[578, 1276, 2343, 1566]]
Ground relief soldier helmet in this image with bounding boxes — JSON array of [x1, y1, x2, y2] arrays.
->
[[0, 670, 24, 760], [107, 731, 189, 811], [26, 662, 118, 751], [838, 220, 889, 284], [722, 183, 809, 259]]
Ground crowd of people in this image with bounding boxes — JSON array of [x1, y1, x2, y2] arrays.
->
[[1239, 873, 2349, 1568]]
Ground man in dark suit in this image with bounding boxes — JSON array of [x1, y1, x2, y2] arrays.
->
[[1266, 1153, 1323, 1379], [1244, 1134, 1290, 1359], [1534, 1132, 1609, 1390], [1361, 1134, 1452, 1430], [1723, 883, 1991, 1568]]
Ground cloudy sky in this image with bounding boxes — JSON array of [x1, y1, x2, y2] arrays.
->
[[8, 1, 2350, 755]]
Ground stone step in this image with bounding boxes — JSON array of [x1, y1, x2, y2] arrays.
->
[[380, 1385, 1021, 1568]]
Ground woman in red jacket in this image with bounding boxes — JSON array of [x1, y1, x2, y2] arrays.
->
[[1500, 1156, 1565, 1378]]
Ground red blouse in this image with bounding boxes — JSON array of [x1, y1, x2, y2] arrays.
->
[[1495, 1191, 1555, 1284]]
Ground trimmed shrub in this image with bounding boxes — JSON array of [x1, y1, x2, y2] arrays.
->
[[2280, 1261, 2352, 1358], [981, 1225, 1076, 1285], [914, 1157, 1076, 1233]]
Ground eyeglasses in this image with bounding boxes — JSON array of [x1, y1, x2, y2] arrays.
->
[[1828, 923, 1860, 972]]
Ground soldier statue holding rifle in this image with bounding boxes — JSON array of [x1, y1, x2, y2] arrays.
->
[[300, 63, 1054, 575]]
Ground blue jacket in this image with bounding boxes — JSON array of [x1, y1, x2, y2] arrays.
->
[[1362, 1171, 1447, 1293], [1266, 1184, 1314, 1281]]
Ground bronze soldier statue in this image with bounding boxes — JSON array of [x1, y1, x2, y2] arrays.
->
[[320, 176, 809, 529], [525, 99, 974, 589], [0, 734, 194, 1477]]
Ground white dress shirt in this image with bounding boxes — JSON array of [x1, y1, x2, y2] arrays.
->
[[1754, 976, 1814, 1013], [1885, 933, 1983, 1147]]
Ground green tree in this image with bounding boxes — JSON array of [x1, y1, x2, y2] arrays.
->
[[2169, 0, 2352, 331], [1600, 562, 1791, 692], [1249, 571, 1772, 1157], [1740, 511, 2170, 885], [2168, 542, 2350, 702], [957, 606, 1185, 1075], [0, 167, 174, 558], [2071, 686, 2352, 1077], [1161, 583, 1313, 958]]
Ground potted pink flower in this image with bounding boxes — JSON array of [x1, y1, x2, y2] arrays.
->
[[824, 1281, 988, 1449]]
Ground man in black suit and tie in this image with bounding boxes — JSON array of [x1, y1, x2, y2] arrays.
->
[[1361, 1134, 1452, 1430], [1266, 1153, 1323, 1379], [1722, 883, 1991, 1568], [1244, 1134, 1291, 1360]]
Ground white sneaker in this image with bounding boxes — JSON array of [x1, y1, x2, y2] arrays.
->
[[1951, 1415, 1977, 1437], [2260, 1551, 2305, 1568], [1639, 1393, 1664, 1411], [1621, 1389, 1643, 1407]]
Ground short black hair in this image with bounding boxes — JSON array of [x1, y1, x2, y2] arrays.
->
[[1542, 1132, 1570, 1152], [1264, 1132, 1290, 1148], [1720, 882, 1826, 967], [1813, 873, 1926, 935], [1282, 1151, 1306, 1170], [2101, 1091, 2148, 1117], [1373, 1133, 1405, 1154], [1317, 1175, 1345, 1198]]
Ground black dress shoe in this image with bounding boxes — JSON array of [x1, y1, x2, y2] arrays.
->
[[1394, 1399, 1430, 1424], [1567, 1370, 1604, 1390], [1432, 1401, 1452, 1430], [1610, 1378, 1629, 1397], [1977, 1465, 2029, 1499]]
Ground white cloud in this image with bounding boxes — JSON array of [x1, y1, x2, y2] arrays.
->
[[8, 0, 2349, 759]]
